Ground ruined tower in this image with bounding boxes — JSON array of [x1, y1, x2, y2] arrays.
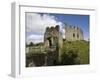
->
[[44, 25, 63, 49], [44, 25, 63, 63], [65, 25, 84, 41]]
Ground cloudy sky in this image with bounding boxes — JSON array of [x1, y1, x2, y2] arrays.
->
[[26, 12, 89, 44]]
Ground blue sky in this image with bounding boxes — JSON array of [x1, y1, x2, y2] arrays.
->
[[26, 12, 89, 43]]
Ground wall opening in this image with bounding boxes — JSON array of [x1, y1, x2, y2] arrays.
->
[[73, 33, 75, 37]]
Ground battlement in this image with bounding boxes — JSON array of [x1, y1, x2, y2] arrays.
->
[[45, 25, 60, 32], [65, 25, 80, 30], [65, 24, 84, 41]]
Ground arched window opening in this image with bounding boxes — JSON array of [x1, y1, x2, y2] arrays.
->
[[73, 33, 75, 37]]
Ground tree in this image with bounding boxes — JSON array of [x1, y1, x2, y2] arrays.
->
[[29, 42, 34, 46]]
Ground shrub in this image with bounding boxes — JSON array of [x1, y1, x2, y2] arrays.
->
[[61, 49, 81, 65]]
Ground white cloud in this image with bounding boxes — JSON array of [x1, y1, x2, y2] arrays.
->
[[26, 13, 63, 34], [26, 13, 64, 43]]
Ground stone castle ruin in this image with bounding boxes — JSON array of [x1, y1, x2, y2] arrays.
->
[[44, 25, 63, 63], [44, 24, 84, 48], [44, 25, 63, 49], [65, 25, 84, 41], [26, 24, 84, 67], [43, 24, 84, 63]]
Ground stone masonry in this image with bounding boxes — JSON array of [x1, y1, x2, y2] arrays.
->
[[65, 25, 84, 41]]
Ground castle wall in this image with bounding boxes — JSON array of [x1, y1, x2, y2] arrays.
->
[[65, 25, 84, 41], [44, 25, 63, 63], [44, 25, 63, 48]]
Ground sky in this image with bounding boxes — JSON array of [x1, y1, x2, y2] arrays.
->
[[26, 12, 89, 44]]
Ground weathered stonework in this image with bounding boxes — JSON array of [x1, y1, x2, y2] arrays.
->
[[44, 25, 63, 49], [44, 25, 63, 63], [65, 25, 84, 41], [44, 24, 84, 49]]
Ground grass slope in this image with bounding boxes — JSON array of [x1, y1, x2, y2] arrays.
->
[[61, 40, 89, 64]]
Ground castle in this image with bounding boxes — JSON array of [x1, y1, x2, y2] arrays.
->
[[44, 24, 84, 49], [26, 24, 84, 66], [65, 25, 84, 41], [44, 25, 63, 49], [44, 24, 84, 63]]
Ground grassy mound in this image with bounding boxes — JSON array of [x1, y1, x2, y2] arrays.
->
[[61, 40, 89, 64]]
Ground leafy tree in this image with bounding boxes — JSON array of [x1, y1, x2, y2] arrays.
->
[[29, 42, 34, 46]]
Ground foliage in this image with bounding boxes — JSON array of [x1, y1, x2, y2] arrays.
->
[[28, 42, 34, 47], [61, 49, 81, 65], [61, 40, 89, 64]]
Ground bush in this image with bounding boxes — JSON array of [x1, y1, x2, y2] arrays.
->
[[61, 49, 81, 65]]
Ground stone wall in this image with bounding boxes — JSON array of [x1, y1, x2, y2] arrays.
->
[[65, 25, 84, 41], [44, 25, 63, 49], [44, 25, 63, 63]]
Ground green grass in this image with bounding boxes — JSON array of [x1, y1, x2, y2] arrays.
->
[[61, 40, 89, 64]]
